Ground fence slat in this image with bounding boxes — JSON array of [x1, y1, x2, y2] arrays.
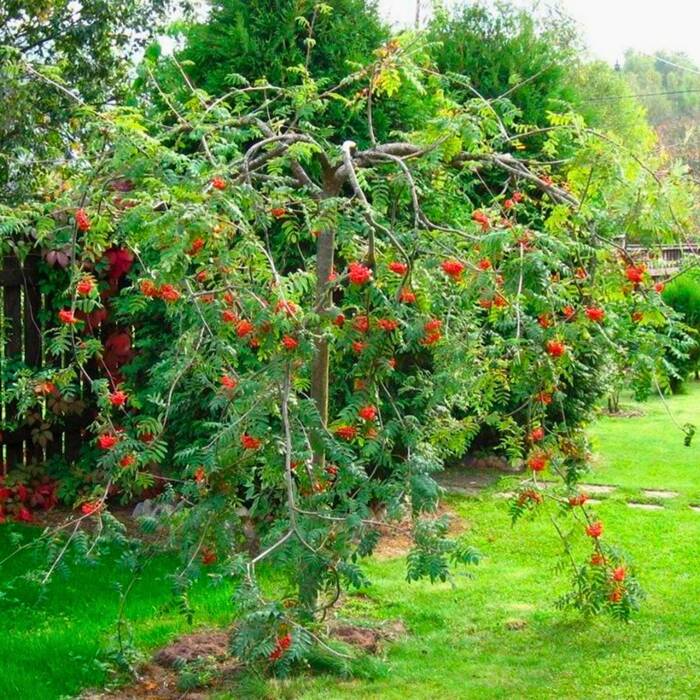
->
[[3, 256, 24, 469], [24, 255, 44, 464]]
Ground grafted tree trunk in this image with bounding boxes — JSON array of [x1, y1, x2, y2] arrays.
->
[[311, 227, 335, 470]]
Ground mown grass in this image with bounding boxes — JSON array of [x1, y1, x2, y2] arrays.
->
[[1, 382, 698, 699], [0, 543, 235, 699], [286, 383, 700, 699]]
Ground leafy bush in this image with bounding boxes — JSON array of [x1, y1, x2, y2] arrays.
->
[[662, 271, 700, 389]]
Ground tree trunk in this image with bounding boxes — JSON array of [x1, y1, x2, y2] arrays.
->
[[310, 228, 335, 469]]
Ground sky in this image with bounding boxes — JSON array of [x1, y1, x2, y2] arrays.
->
[[379, 0, 700, 66]]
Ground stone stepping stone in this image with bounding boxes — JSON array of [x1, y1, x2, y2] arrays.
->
[[579, 483, 616, 495], [642, 489, 679, 499], [445, 485, 484, 496], [495, 491, 515, 499], [690, 505, 700, 513], [628, 502, 664, 511]]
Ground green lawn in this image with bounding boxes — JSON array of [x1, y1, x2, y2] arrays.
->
[[1, 383, 699, 699], [0, 546, 235, 698]]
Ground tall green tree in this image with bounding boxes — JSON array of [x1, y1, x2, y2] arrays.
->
[[428, 1, 581, 127], [179, 0, 388, 139]]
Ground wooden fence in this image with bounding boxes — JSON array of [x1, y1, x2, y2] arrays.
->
[[625, 243, 700, 278], [1, 241, 697, 473], [1, 254, 84, 472]]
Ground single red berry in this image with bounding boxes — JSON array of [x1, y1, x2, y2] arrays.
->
[[159, 284, 181, 303], [140, 280, 158, 298], [240, 434, 262, 450], [378, 318, 398, 332], [477, 258, 492, 271], [120, 454, 136, 468], [201, 546, 217, 565], [528, 453, 548, 472], [625, 265, 645, 284], [220, 374, 237, 390], [399, 288, 416, 303], [334, 425, 357, 441], [97, 434, 118, 450], [281, 335, 298, 350], [586, 521, 603, 539], [585, 306, 605, 323], [441, 259, 465, 280], [348, 262, 372, 285], [333, 313, 346, 327], [529, 426, 545, 442], [75, 208, 91, 231], [545, 339, 566, 358], [236, 319, 254, 337], [609, 588, 623, 603], [358, 405, 377, 421], [654, 282, 665, 293], [211, 176, 226, 190], [58, 309, 78, 325], [270, 207, 286, 218], [189, 238, 205, 256], [612, 566, 626, 582], [76, 278, 94, 296], [353, 315, 370, 333], [81, 501, 102, 516], [389, 261, 408, 275], [108, 390, 127, 407]]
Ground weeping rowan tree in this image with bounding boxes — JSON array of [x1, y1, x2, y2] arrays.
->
[[2, 36, 693, 669]]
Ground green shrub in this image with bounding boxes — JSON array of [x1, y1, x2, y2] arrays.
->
[[662, 271, 700, 390]]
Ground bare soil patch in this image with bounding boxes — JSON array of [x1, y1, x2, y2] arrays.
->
[[374, 502, 465, 559], [81, 630, 239, 700], [329, 619, 407, 653]]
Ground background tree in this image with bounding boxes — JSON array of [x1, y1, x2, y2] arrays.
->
[[619, 51, 700, 179], [0, 0, 179, 204], [178, 0, 388, 141], [428, 1, 582, 129]]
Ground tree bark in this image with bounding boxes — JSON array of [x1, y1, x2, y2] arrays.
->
[[310, 228, 335, 469]]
